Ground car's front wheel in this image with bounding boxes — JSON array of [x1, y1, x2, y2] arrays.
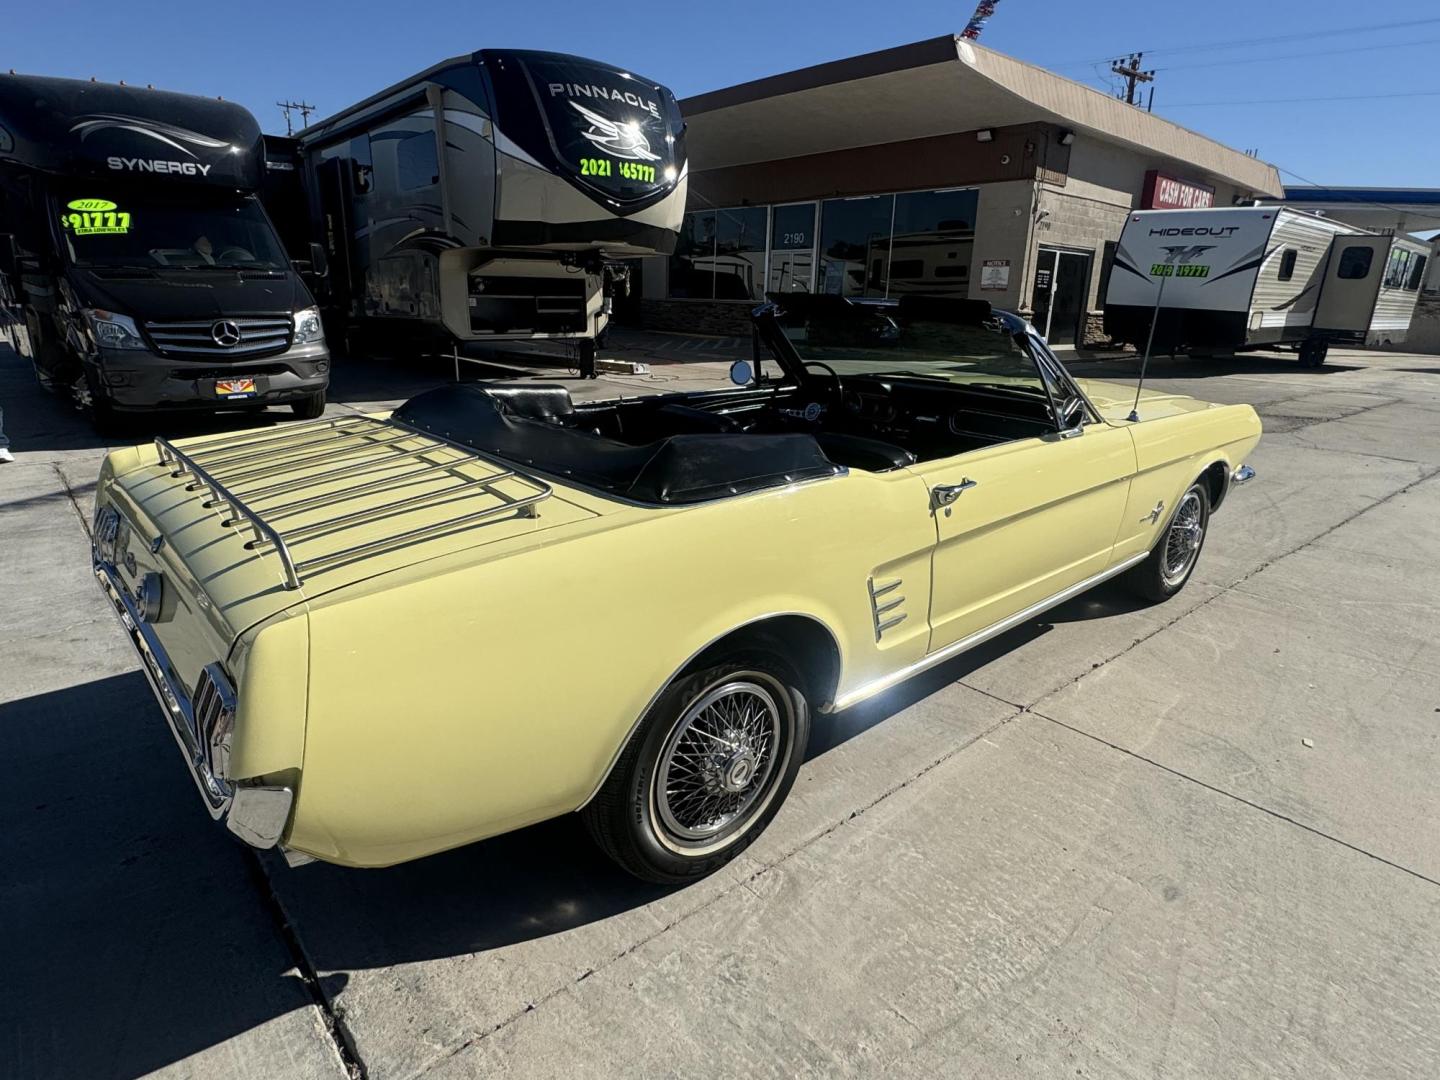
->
[[290, 390, 326, 419], [583, 651, 810, 884], [1127, 481, 1210, 603]]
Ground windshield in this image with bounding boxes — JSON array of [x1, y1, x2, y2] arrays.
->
[[771, 300, 1053, 397], [55, 189, 288, 270]]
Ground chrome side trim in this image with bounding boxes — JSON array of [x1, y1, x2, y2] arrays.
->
[[1231, 464, 1256, 486], [829, 551, 1149, 713], [93, 554, 293, 848]]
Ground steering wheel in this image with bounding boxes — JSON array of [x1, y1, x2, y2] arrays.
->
[[801, 359, 844, 401], [218, 247, 255, 264]]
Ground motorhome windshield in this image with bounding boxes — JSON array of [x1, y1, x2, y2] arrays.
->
[[55, 189, 287, 270], [519, 55, 679, 203]]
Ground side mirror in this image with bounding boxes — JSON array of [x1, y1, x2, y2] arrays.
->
[[728, 359, 754, 387], [308, 242, 329, 279]]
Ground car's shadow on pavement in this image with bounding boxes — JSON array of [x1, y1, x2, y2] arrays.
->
[[1, 579, 1154, 1077], [0, 671, 349, 1080], [267, 580, 1157, 967]]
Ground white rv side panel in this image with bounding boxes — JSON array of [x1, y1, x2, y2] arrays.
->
[[1368, 238, 1429, 342], [1248, 210, 1352, 338]]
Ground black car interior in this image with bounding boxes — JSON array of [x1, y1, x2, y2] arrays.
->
[[392, 297, 1081, 506]]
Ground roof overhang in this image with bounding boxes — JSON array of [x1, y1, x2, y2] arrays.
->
[[1270, 187, 1440, 235], [681, 36, 1282, 198]]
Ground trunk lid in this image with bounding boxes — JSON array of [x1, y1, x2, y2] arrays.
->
[[100, 414, 604, 689]]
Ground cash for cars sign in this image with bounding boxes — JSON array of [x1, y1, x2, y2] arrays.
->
[[1140, 170, 1215, 211]]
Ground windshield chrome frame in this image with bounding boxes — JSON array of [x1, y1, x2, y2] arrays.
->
[[750, 300, 1099, 433]]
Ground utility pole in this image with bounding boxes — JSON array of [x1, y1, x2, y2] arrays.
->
[[276, 100, 316, 136], [1110, 53, 1154, 106]]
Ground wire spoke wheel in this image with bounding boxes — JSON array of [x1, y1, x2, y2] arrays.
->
[[1161, 489, 1205, 587], [652, 676, 786, 850]]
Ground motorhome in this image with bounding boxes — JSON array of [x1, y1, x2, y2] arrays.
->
[[292, 49, 687, 368], [0, 74, 330, 427], [1103, 207, 1430, 366]]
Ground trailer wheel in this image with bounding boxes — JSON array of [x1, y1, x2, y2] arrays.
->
[[1298, 341, 1326, 368]]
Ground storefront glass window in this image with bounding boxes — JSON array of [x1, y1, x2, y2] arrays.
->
[[713, 206, 768, 301], [889, 189, 978, 297], [669, 188, 981, 302], [769, 203, 817, 294], [819, 195, 894, 297], [668, 210, 718, 298]]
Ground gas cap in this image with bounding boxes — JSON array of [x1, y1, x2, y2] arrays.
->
[[134, 572, 164, 622]]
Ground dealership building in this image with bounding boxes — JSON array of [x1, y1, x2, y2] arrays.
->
[[637, 35, 1284, 347]]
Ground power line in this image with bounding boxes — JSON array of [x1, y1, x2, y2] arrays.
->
[[1151, 34, 1440, 73], [1045, 15, 1440, 69], [1162, 89, 1440, 108]]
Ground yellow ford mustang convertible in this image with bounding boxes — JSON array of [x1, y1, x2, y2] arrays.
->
[[91, 296, 1259, 882]]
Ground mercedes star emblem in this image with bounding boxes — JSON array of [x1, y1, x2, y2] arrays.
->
[[211, 320, 242, 347]]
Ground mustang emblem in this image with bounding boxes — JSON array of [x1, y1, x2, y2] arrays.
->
[[570, 102, 659, 162]]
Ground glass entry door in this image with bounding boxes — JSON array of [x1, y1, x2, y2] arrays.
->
[[1031, 247, 1093, 347]]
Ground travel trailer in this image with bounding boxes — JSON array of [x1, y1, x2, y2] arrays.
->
[[0, 74, 329, 427], [292, 49, 687, 368], [1103, 207, 1430, 366]]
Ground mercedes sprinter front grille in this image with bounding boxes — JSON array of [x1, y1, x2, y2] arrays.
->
[[144, 317, 293, 359]]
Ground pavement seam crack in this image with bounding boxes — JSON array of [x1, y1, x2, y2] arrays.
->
[[1031, 709, 1440, 890], [416, 705, 1029, 1075], [51, 463, 94, 541], [242, 850, 369, 1079]]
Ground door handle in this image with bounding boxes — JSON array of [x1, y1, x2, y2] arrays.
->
[[932, 478, 977, 509]]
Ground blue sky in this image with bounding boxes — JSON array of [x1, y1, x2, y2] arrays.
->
[[6, 0, 1436, 188]]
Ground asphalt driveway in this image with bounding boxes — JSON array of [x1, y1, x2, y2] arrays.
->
[[3, 328, 1438, 1078]]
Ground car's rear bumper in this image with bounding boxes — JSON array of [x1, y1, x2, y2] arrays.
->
[[92, 546, 293, 849], [1232, 464, 1256, 486]]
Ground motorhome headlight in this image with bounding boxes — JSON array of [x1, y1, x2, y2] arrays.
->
[[292, 307, 325, 345], [83, 309, 148, 351]]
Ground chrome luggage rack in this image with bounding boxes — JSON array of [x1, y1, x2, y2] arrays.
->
[[154, 415, 552, 590]]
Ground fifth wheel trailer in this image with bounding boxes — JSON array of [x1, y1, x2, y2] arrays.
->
[[293, 49, 687, 366], [1103, 207, 1430, 366]]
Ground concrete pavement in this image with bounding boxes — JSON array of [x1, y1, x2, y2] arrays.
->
[[3, 328, 1439, 1078]]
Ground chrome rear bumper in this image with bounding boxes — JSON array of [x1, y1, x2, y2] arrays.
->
[[1232, 464, 1256, 485], [93, 554, 292, 848]]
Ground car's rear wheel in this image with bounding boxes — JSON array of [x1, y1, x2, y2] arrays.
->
[[1127, 481, 1210, 603], [583, 650, 810, 883]]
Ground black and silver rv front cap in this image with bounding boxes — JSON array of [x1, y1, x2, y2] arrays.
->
[[484, 49, 684, 208], [0, 73, 263, 188]]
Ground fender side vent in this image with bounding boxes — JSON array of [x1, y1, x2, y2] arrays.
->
[[868, 577, 907, 642]]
